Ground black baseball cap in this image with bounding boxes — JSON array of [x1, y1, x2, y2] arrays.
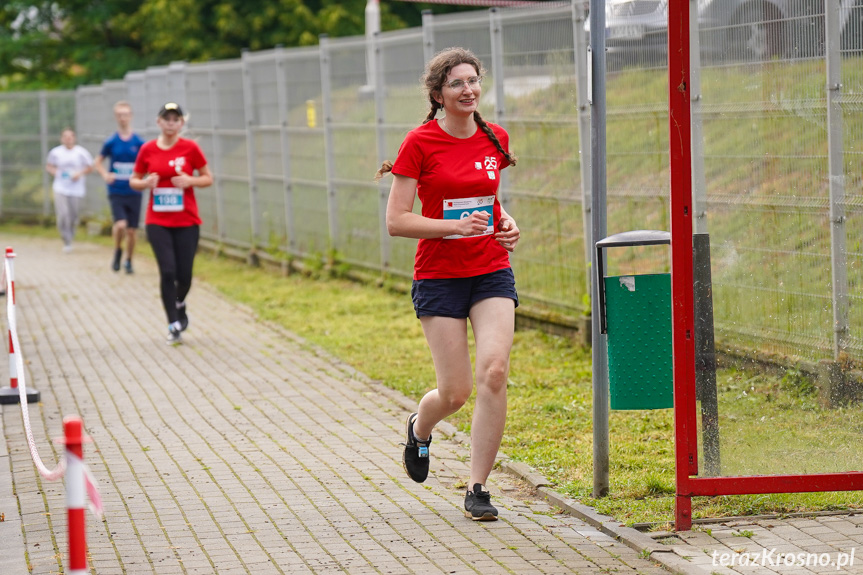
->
[[157, 102, 184, 118]]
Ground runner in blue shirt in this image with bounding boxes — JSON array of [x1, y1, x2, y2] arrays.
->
[[95, 101, 145, 274]]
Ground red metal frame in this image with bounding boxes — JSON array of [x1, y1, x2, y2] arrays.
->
[[667, 0, 863, 530]]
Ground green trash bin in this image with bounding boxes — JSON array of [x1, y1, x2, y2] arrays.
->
[[596, 231, 673, 410]]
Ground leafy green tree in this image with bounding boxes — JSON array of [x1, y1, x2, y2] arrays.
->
[[0, 0, 144, 89], [0, 0, 478, 90]]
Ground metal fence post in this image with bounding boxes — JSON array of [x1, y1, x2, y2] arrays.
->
[[422, 10, 435, 62], [241, 50, 261, 250], [39, 91, 51, 220], [207, 65, 226, 242], [589, 0, 610, 499], [319, 35, 338, 253], [689, 0, 720, 477], [690, 0, 707, 235], [274, 47, 296, 255], [489, 7, 510, 211], [572, 0, 592, 298], [373, 32, 390, 272], [826, 0, 849, 359]]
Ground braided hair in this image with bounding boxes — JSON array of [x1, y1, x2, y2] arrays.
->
[[374, 47, 517, 181]]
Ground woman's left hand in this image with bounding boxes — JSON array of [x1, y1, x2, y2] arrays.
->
[[171, 174, 193, 188], [495, 215, 520, 252]]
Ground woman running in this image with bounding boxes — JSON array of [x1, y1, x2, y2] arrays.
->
[[130, 103, 213, 345], [376, 47, 520, 521], [45, 128, 94, 252]]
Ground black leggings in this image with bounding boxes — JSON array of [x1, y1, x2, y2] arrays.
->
[[146, 224, 199, 324]]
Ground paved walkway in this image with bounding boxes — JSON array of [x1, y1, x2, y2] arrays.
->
[[1, 234, 861, 575], [0, 235, 671, 575]]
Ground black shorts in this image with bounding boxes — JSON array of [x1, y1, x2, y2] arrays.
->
[[109, 194, 143, 228], [411, 267, 518, 319]]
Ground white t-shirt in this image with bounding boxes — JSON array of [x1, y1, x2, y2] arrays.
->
[[47, 145, 94, 197]]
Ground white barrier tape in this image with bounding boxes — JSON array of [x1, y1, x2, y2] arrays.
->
[[83, 463, 104, 520], [5, 255, 66, 482]]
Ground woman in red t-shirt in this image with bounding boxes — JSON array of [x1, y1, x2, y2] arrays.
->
[[130, 102, 213, 345], [376, 47, 520, 521]]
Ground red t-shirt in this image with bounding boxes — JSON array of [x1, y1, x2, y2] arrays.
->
[[391, 120, 511, 280], [134, 138, 207, 227]]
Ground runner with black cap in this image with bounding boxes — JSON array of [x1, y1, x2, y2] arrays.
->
[[130, 103, 213, 345]]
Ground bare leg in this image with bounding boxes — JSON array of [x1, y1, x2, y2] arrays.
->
[[412, 316, 474, 441], [113, 219, 127, 251], [467, 297, 514, 487], [126, 227, 137, 260]]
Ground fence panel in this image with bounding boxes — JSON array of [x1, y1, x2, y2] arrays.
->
[[700, 12, 832, 361], [3, 4, 863, 365], [327, 36, 382, 270], [0, 91, 75, 217], [498, 5, 588, 313], [281, 47, 329, 259], [379, 28, 427, 278]]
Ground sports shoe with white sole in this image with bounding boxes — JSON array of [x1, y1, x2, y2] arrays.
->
[[401, 412, 432, 483], [464, 483, 498, 521]]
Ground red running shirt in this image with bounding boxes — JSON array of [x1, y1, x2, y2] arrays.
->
[[134, 138, 207, 227], [391, 120, 511, 280]]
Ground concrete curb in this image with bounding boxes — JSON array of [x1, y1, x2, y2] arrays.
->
[[500, 461, 706, 575]]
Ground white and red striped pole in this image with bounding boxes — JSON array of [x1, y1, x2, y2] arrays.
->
[[6, 247, 15, 390], [61, 415, 90, 575], [0, 246, 39, 404]]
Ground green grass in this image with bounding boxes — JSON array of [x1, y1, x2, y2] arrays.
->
[[4, 223, 863, 526]]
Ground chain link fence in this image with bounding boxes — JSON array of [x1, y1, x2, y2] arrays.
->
[[1, 0, 862, 365]]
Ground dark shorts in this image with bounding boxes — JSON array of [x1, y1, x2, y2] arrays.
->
[[411, 267, 518, 319], [109, 194, 143, 228]]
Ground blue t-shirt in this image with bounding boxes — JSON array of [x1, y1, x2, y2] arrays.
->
[[100, 132, 145, 196]]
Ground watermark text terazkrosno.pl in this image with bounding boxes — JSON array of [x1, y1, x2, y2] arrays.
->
[[712, 548, 855, 570]]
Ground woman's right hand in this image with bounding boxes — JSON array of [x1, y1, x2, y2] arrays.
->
[[457, 211, 491, 237]]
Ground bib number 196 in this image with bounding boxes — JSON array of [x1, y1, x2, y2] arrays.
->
[[153, 187, 184, 212]]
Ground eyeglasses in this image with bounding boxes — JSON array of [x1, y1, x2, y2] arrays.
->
[[443, 76, 483, 91]]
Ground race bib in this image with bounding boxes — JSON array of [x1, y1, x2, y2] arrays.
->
[[442, 195, 494, 240], [153, 187, 184, 212], [112, 162, 135, 181]]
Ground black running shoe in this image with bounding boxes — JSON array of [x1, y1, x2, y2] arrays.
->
[[111, 249, 122, 272], [123, 259, 133, 274], [464, 484, 498, 521], [177, 303, 189, 332], [401, 412, 432, 483]]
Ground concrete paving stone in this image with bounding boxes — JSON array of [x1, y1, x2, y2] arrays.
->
[[5, 236, 863, 575]]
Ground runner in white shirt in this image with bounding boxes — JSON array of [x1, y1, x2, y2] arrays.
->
[[45, 128, 94, 252]]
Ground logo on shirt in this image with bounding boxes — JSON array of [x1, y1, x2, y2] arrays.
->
[[484, 156, 498, 179], [169, 156, 186, 174]]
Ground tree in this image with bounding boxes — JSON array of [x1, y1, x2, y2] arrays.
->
[[0, 0, 145, 89], [0, 0, 473, 90]]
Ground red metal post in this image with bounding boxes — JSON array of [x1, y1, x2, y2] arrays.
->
[[667, 0, 698, 531]]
